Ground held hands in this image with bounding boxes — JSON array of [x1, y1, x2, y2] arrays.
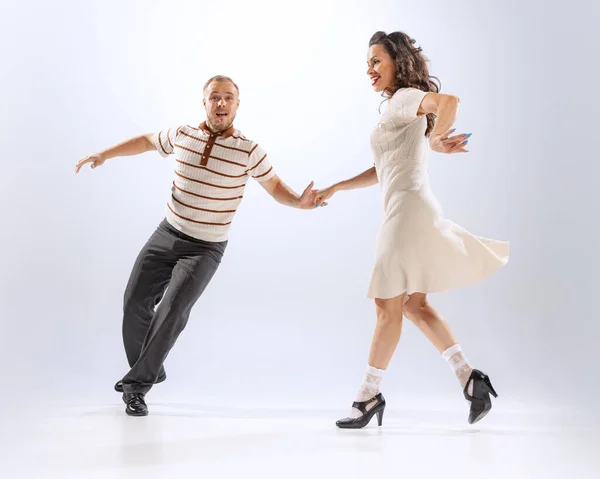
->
[[75, 154, 105, 174], [295, 181, 334, 209], [298, 181, 329, 209], [429, 129, 471, 154], [313, 185, 336, 208]]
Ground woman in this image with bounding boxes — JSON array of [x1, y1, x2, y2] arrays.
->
[[314, 31, 509, 428]]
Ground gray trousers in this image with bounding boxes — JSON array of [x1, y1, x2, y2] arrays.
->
[[120, 219, 227, 394]]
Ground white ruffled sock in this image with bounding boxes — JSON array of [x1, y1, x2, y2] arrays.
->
[[350, 365, 385, 419], [442, 344, 474, 395]]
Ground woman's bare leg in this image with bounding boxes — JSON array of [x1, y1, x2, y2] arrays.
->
[[403, 293, 457, 352], [368, 293, 407, 368], [403, 293, 472, 389], [344, 293, 406, 419]]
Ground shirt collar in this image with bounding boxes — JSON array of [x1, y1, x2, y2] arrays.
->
[[199, 121, 235, 138]]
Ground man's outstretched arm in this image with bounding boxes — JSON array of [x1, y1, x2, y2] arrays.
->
[[75, 134, 157, 173], [259, 175, 325, 210]]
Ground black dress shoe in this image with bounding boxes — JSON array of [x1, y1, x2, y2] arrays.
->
[[336, 393, 386, 429], [122, 393, 148, 416], [114, 374, 167, 393], [464, 369, 498, 424]]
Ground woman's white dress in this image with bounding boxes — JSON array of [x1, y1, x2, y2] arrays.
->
[[367, 88, 509, 299]]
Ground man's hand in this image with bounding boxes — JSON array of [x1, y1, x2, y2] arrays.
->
[[260, 175, 327, 209], [75, 153, 105, 173], [429, 129, 470, 154], [298, 181, 328, 209]]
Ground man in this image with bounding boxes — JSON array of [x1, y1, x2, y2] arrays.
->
[[75, 75, 325, 416]]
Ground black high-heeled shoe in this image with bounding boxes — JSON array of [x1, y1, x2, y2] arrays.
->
[[464, 369, 498, 424], [336, 393, 386, 429]]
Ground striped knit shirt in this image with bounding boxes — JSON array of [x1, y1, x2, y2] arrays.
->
[[152, 122, 276, 242]]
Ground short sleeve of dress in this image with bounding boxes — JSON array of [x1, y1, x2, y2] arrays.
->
[[389, 88, 429, 119]]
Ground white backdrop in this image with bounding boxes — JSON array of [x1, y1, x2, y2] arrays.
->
[[0, 0, 598, 420]]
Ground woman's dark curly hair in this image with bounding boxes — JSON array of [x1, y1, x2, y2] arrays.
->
[[369, 31, 440, 136]]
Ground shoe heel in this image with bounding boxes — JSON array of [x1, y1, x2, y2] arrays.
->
[[336, 393, 386, 430], [376, 407, 384, 426], [484, 377, 498, 398]]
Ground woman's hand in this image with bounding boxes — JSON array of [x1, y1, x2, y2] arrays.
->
[[314, 185, 337, 207], [429, 129, 470, 154]]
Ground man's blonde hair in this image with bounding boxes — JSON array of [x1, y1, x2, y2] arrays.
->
[[203, 75, 239, 96]]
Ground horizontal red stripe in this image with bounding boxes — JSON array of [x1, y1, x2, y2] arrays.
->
[[253, 166, 274, 179], [171, 194, 237, 213], [167, 203, 232, 226], [180, 130, 252, 154], [176, 160, 247, 178], [246, 154, 267, 173], [175, 143, 247, 168], [175, 170, 245, 190], [172, 182, 244, 201]]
